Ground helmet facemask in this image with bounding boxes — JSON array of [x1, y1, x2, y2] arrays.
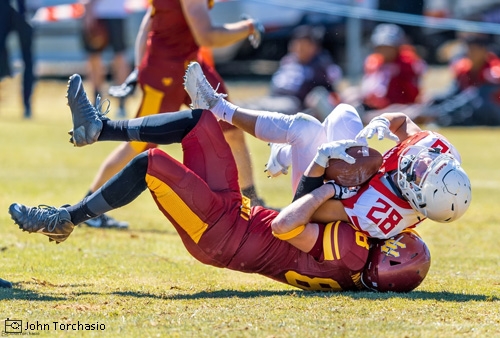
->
[[397, 146, 452, 217], [396, 145, 471, 222]]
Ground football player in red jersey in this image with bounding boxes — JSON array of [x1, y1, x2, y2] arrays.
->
[[79, 0, 267, 229], [182, 62, 472, 240], [341, 23, 427, 124]]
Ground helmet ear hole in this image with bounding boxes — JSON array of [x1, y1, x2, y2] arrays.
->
[[389, 260, 401, 266]]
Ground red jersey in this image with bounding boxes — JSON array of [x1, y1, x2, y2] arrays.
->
[[452, 52, 500, 90], [147, 0, 201, 62], [342, 131, 461, 238], [135, 0, 233, 133], [361, 46, 426, 109]]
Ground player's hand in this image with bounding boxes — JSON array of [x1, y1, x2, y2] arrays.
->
[[356, 116, 399, 142], [108, 68, 139, 98], [241, 14, 264, 49], [314, 139, 364, 167], [325, 181, 360, 199]]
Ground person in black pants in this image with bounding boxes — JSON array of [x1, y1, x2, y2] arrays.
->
[[0, 0, 35, 119]]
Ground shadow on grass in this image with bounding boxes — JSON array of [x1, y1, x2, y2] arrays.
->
[[112, 289, 499, 302], [0, 285, 67, 301], [0, 280, 97, 301]]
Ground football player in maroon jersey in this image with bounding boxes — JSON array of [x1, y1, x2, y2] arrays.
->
[[10, 74, 369, 292], [9, 72, 433, 292], [79, 0, 267, 229]]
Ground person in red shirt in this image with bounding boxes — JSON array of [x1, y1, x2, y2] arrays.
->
[[452, 34, 500, 89], [79, 0, 267, 228], [429, 32, 500, 126], [342, 23, 426, 123]]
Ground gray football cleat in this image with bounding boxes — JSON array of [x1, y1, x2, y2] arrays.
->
[[183, 62, 227, 110], [9, 203, 75, 244], [66, 74, 109, 147]]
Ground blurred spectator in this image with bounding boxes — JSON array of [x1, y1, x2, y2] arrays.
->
[[427, 32, 500, 126], [424, 0, 500, 21], [240, 25, 342, 121], [81, 0, 130, 117], [0, 0, 35, 118], [424, 0, 500, 63], [342, 23, 426, 122]]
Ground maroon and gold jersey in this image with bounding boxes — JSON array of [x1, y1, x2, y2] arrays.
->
[[148, 0, 198, 62], [134, 0, 233, 153], [230, 208, 370, 291], [146, 111, 369, 292]]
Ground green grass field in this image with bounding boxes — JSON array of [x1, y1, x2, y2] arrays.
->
[[0, 76, 499, 337]]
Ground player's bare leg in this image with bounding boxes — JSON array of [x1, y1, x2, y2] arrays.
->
[[111, 51, 130, 117], [87, 53, 105, 98]]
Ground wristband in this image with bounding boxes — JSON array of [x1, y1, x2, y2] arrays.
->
[[273, 225, 306, 240], [293, 175, 324, 201]]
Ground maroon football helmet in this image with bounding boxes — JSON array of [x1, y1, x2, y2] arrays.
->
[[361, 231, 431, 292]]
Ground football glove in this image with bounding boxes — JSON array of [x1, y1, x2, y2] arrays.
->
[[313, 139, 364, 168], [356, 116, 400, 142], [241, 14, 264, 49], [325, 181, 360, 199], [108, 68, 138, 98]]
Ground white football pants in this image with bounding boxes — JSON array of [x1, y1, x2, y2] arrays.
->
[[255, 103, 364, 192]]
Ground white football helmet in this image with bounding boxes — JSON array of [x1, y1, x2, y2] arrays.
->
[[397, 146, 472, 222]]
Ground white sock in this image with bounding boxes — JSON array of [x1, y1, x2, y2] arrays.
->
[[211, 99, 238, 124]]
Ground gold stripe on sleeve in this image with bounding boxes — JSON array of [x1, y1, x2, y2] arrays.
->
[[272, 225, 306, 240], [323, 222, 334, 260], [323, 221, 341, 261]]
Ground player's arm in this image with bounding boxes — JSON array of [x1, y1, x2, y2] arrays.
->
[[181, 0, 257, 48], [271, 183, 339, 253], [294, 161, 351, 225], [380, 112, 422, 142], [134, 6, 153, 68], [272, 144, 357, 253]]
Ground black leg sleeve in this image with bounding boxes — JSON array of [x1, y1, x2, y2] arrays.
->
[[98, 109, 203, 144], [67, 152, 149, 225]]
